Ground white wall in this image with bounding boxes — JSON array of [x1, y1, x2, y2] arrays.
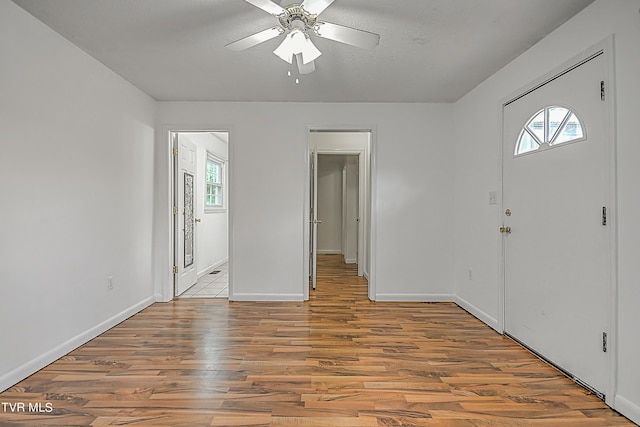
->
[[180, 132, 229, 276], [0, 0, 157, 391], [344, 157, 359, 264], [317, 155, 345, 254], [452, 0, 640, 422], [154, 103, 455, 302]]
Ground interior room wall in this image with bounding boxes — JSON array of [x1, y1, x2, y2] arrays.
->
[[451, 0, 640, 422], [0, 0, 157, 392], [154, 102, 455, 302], [317, 155, 345, 254], [180, 132, 229, 277], [343, 157, 359, 264]]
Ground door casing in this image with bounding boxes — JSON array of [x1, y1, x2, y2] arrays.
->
[[162, 126, 234, 302], [304, 127, 376, 301]]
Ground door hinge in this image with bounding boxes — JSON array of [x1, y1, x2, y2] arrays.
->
[[173, 265, 178, 274], [602, 332, 608, 352], [173, 147, 178, 157], [602, 206, 607, 226], [600, 80, 605, 101], [173, 206, 178, 215]]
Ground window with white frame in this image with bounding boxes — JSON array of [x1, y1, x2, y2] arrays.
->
[[205, 153, 224, 210], [515, 106, 585, 156]]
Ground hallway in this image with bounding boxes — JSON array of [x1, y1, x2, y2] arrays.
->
[[0, 255, 632, 426]]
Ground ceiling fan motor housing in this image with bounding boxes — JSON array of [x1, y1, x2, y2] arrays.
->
[[278, 4, 317, 32]]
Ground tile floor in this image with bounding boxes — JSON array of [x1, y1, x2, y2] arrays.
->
[[178, 263, 228, 298]]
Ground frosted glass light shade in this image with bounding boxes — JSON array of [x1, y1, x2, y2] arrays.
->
[[274, 30, 321, 64]]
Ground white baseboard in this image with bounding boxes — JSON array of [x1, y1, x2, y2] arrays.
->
[[0, 296, 155, 393], [615, 394, 640, 425], [317, 250, 342, 254], [375, 293, 455, 302], [344, 258, 357, 264], [230, 293, 304, 302], [198, 258, 228, 278], [454, 295, 499, 332]]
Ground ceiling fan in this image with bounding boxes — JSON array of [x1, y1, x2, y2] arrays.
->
[[226, 0, 380, 75]]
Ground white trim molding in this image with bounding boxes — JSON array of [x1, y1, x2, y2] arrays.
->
[[614, 395, 640, 426], [231, 293, 304, 302], [454, 295, 499, 332], [375, 293, 455, 303], [0, 296, 155, 393]]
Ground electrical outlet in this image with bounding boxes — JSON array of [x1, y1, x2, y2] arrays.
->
[[107, 276, 114, 291]]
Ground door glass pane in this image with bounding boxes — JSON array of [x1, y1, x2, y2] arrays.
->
[[527, 110, 545, 143], [184, 172, 194, 268], [554, 113, 584, 145], [548, 107, 569, 142], [516, 129, 539, 155], [515, 106, 586, 155]]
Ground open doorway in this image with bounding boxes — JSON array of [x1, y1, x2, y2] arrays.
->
[[172, 131, 229, 299], [306, 130, 372, 300], [317, 154, 359, 264]]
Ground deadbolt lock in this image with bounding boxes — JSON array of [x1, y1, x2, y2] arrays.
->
[[505, 209, 512, 216], [500, 226, 512, 234]]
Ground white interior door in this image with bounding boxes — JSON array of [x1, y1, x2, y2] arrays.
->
[[310, 149, 319, 290], [502, 53, 610, 395], [176, 134, 198, 295]]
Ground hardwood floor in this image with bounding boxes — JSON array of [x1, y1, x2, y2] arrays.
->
[[0, 254, 633, 426]]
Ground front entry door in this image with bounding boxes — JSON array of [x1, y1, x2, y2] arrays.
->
[[502, 52, 610, 396], [175, 134, 198, 296]]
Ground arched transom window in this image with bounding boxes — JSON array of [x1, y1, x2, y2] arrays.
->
[[515, 106, 585, 155]]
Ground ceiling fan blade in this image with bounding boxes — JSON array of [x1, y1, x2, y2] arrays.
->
[[295, 54, 316, 75], [301, 0, 335, 16], [244, 0, 285, 16], [225, 27, 283, 51], [315, 21, 380, 49]]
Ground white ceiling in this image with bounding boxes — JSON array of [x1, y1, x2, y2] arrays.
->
[[12, 0, 595, 102]]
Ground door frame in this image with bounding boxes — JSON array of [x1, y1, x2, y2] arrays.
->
[[304, 126, 377, 301], [161, 125, 234, 302], [497, 36, 617, 405]]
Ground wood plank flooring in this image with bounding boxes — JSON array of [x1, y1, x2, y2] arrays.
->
[[0, 254, 634, 426]]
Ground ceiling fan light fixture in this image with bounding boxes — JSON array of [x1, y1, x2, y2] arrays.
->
[[273, 33, 295, 63], [300, 37, 321, 64], [229, 0, 380, 76], [273, 29, 321, 65]]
